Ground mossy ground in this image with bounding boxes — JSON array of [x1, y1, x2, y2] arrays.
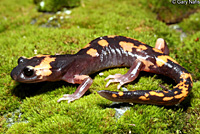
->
[[0, 0, 200, 133]]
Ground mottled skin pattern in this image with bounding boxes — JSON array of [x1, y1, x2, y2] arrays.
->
[[11, 36, 193, 105]]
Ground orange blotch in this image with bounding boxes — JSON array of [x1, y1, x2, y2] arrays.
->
[[36, 54, 50, 57], [156, 56, 167, 67], [98, 40, 109, 47], [174, 91, 178, 94], [174, 81, 189, 99], [34, 56, 56, 77], [119, 41, 134, 52], [112, 94, 117, 98], [107, 35, 116, 38], [118, 91, 124, 96], [153, 48, 163, 53], [163, 97, 173, 101], [149, 91, 164, 97], [174, 94, 184, 99], [156, 55, 178, 67], [144, 93, 149, 97], [139, 96, 150, 101], [34, 56, 55, 69], [86, 48, 99, 57]]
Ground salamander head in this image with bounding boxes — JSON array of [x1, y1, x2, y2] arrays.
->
[[11, 55, 56, 83]]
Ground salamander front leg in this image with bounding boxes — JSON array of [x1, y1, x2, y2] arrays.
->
[[105, 59, 144, 89], [57, 75, 93, 103]]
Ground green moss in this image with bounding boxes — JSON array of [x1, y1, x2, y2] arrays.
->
[[179, 12, 200, 34], [1, 0, 200, 133]]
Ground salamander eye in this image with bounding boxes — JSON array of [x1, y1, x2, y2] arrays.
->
[[23, 67, 34, 77]]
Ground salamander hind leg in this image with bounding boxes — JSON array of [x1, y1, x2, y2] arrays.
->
[[155, 38, 169, 55], [105, 59, 144, 89]]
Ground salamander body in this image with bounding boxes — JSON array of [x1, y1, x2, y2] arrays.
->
[[11, 36, 193, 105]]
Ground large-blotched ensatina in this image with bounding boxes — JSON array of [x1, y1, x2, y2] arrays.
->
[[11, 36, 193, 105]]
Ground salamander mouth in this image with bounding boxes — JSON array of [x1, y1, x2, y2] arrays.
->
[[11, 76, 43, 83], [11, 74, 17, 81]]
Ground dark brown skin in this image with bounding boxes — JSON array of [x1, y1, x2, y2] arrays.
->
[[10, 36, 193, 105]]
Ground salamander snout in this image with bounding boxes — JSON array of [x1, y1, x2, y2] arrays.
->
[[10, 67, 18, 80]]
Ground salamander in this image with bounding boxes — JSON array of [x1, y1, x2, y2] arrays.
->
[[10, 36, 193, 105]]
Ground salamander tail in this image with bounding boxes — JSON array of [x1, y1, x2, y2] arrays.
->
[[98, 72, 193, 106]]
